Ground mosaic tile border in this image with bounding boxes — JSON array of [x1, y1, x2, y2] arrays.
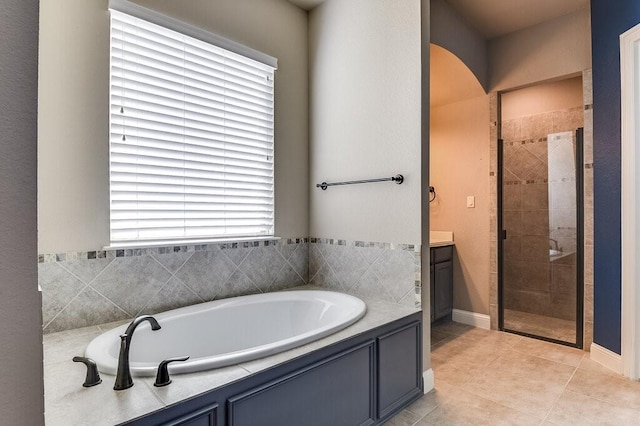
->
[[38, 238, 309, 263], [504, 177, 576, 185], [504, 137, 549, 145], [504, 179, 549, 185], [309, 237, 420, 254]]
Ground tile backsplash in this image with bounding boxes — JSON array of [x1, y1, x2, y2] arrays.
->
[[39, 239, 308, 333], [309, 238, 421, 309], [39, 237, 421, 333]]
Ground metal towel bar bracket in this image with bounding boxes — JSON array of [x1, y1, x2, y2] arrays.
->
[[316, 174, 404, 190]]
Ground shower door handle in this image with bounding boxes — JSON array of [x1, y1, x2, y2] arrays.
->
[[501, 230, 507, 240]]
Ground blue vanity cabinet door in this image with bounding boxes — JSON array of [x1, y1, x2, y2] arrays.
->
[[430, 246, 454, 322], [430, 264, 435, 323], [227, 341, 376, 426], [432, 245, 453, 264], [161, 404, 217, 426], [377, 321, 423, 421], [433, 260, 453, 321]]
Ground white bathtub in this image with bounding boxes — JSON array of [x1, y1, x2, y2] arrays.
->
[[85, 290, 366, 376]]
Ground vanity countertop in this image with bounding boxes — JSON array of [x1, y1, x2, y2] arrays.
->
[[429, 230, 454, 247], [429, 239, 455, 248], [43, 287, 420, 426]]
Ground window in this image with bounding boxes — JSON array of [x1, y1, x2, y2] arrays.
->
[[108, 1, 276, 244]]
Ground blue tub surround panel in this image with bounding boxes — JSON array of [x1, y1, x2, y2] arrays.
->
[[309, 238, 422, 309], [122, 316, 421, 425], [43, 296, 421, 426], [38, 238, 309, 333]]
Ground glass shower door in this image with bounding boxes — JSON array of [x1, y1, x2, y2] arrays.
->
[[499, 129, 583, 347]]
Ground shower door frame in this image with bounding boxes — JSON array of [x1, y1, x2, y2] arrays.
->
[[497, 130, 585, 349]]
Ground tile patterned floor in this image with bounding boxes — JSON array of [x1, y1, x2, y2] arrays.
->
[[385, 321, 640, 425], [503, 309, 576, 344]]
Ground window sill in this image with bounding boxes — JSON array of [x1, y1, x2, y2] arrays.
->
[[104, 236, 280, 251]]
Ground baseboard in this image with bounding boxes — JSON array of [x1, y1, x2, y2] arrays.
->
[[423, 369, 434, 394], [590, 343, 623, 374], [452, 309, 490, 330]]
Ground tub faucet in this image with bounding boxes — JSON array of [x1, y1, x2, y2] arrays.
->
[[114, 315, 161, 390]]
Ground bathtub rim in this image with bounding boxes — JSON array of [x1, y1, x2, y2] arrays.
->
[[85, 289, 367, 376]]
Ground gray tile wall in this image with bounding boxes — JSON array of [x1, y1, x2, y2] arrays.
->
[[309, 238, 421, 308], [39, 240, 309, 333]]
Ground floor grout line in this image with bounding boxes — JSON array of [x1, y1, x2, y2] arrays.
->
[[537, 352, 582, 424]]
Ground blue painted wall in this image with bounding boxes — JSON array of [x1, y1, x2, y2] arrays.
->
[[591, 0, 640, 354]]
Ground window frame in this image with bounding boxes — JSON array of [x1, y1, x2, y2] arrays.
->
[[107, 0, 278, 246]]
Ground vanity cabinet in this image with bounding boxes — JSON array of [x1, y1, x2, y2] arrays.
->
[[430, 246, 453, 322], [123, 313, 422, 426]]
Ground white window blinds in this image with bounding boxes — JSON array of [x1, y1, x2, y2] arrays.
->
[[109, 8, 276, 244]]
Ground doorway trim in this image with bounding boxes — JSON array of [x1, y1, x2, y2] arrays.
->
[[621, 22, 640, 380]]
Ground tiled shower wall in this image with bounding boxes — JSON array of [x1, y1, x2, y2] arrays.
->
[[309, 239, 421, 309], [501, 110, 583, 321], [39, 237, 421, 333], [489, 69, 595, 349], [39, 239, 309, 333]]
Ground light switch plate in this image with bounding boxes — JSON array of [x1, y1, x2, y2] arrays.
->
[[466, 196, 475, 208]]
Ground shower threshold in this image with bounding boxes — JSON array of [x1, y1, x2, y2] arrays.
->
[[503, 309, 576, 345]]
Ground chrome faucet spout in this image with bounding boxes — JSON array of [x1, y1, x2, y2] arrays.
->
[[114, 315, 161, 390]]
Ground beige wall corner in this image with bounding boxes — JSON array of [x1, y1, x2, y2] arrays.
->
[[430, 95, 491, 315]]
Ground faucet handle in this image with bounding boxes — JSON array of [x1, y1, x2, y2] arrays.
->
[[72, 356, 102, 387], [154, 356, 190, 387]]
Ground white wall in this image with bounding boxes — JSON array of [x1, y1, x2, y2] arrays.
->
[[309, 0, 422, 245], [430, 95, 491, 315], [38, 0, 309, 253], [0, 0, 44, 423], [489, 7, 592, 92]]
